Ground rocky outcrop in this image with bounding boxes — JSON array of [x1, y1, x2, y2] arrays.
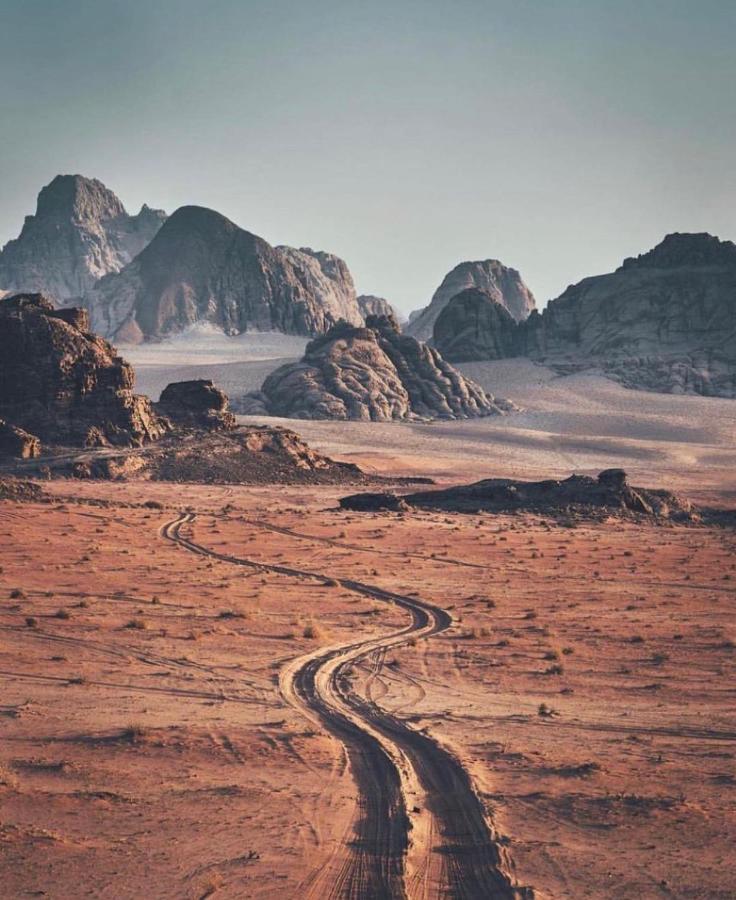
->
[[0, 420, 41, 459], [156, 380, 236, 430], [341, 469, 695, 521], [83, 206, 364, 341], [432, 233, 736, 397], [433, 288, 519, 361], [406, 259, 536, 341], [0, 175, 166, 302], [0, 293, 167, 448], [357, 294, 402, 324], [242, 313, 513, 420]]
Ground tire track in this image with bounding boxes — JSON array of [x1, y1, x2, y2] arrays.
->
[[161, 512, 528, 899]]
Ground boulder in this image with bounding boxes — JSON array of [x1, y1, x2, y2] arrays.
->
[[156, 380, 236, 430]]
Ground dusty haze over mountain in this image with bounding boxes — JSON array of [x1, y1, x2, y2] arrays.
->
[[1, 1, 734, 316]]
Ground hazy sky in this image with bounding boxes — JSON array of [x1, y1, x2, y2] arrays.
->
[[0, 0, 734, 313]]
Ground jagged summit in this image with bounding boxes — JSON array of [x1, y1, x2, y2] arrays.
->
[[35, 174, 127, 221], [432, 232, 736, 397], [0, 174, 166, 302], [620, 232, 736, 271]]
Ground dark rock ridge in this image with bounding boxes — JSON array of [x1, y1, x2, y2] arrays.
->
[[241, 313, 514, 420], [406, 259, 536, 341], [156, 379, 236, 431], [0, 293, 167, 450], [341, 469, 695, 521], [84, 206, 363, 341], [0, 175, 166, 302], [433, 288, 518, 362], [357, 294, 403, 324], [433, 233, 736, 398]]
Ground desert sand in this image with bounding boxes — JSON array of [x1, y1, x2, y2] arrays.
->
[[2, 342, 735, 898]]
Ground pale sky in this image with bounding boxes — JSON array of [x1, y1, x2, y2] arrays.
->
[[0, 0, 734, 313]]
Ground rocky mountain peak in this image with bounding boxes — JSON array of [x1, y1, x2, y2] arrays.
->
[[85, 207, 363, 341], [406, 258, 536, 341], [0, 175, 166, 302], [35, 174, 126, 223], [620, 232, 736, 271]]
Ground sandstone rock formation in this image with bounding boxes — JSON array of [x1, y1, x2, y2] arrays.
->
[[341, 469, 695, 521], [241, 313, 513, 420], [406, 259, 536, 341], [0, 175, 166, 302], [0, 420, 41, 459], [83, 206, 364, 341], [433, 233, 736, 397], [433, 288, 519, 362], [0, 293, 167, 448], [156, 380, 236, 431], [357, 294, 402, 324]]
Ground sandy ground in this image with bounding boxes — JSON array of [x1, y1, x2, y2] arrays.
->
[[122, 327, 307, 401], [1, 469, 735, 898], [2, 343, 736, 898]]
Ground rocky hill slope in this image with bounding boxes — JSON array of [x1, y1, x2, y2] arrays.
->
[[407, 259, 536, 341], [84, 206, 363, 342], [434, 233, 736, 397], [0, 293, 166, 450], [241, 314, 513, 420], [0, 175, 166, 302]]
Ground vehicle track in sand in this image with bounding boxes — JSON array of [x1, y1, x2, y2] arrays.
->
[[161, 512, 529, 899]]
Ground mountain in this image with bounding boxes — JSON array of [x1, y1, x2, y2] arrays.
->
[[433, 288, 519, 362], [84, 206, 363, 342], [240, 313, 514, 420], [406, 259, 536, 341], [433, 233, 736, 397], [357, 294, 403, 325], [0, 175, 166, 302]]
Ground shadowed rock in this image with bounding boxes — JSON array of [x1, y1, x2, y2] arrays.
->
[[407, 259, 536, 341], [156, 380, 236, 430], [341, 469, 695, 521], [83, 206, 363, 341], [433, 288, 519, 361], [242, 313, 514, 420], [0, 293, 167, 447], [0, 420, 41, 459]]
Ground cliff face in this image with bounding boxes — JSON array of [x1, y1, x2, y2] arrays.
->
[[243, 314, 513, 421], [0, 175, 166, 302], [0, 293, 166, 448], [432, 234, 736, 397], [84, 207, 364, 341], [407, 259, 536, 341]]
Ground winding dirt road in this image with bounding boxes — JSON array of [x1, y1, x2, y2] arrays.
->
[[161, 512, 527, 899]]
